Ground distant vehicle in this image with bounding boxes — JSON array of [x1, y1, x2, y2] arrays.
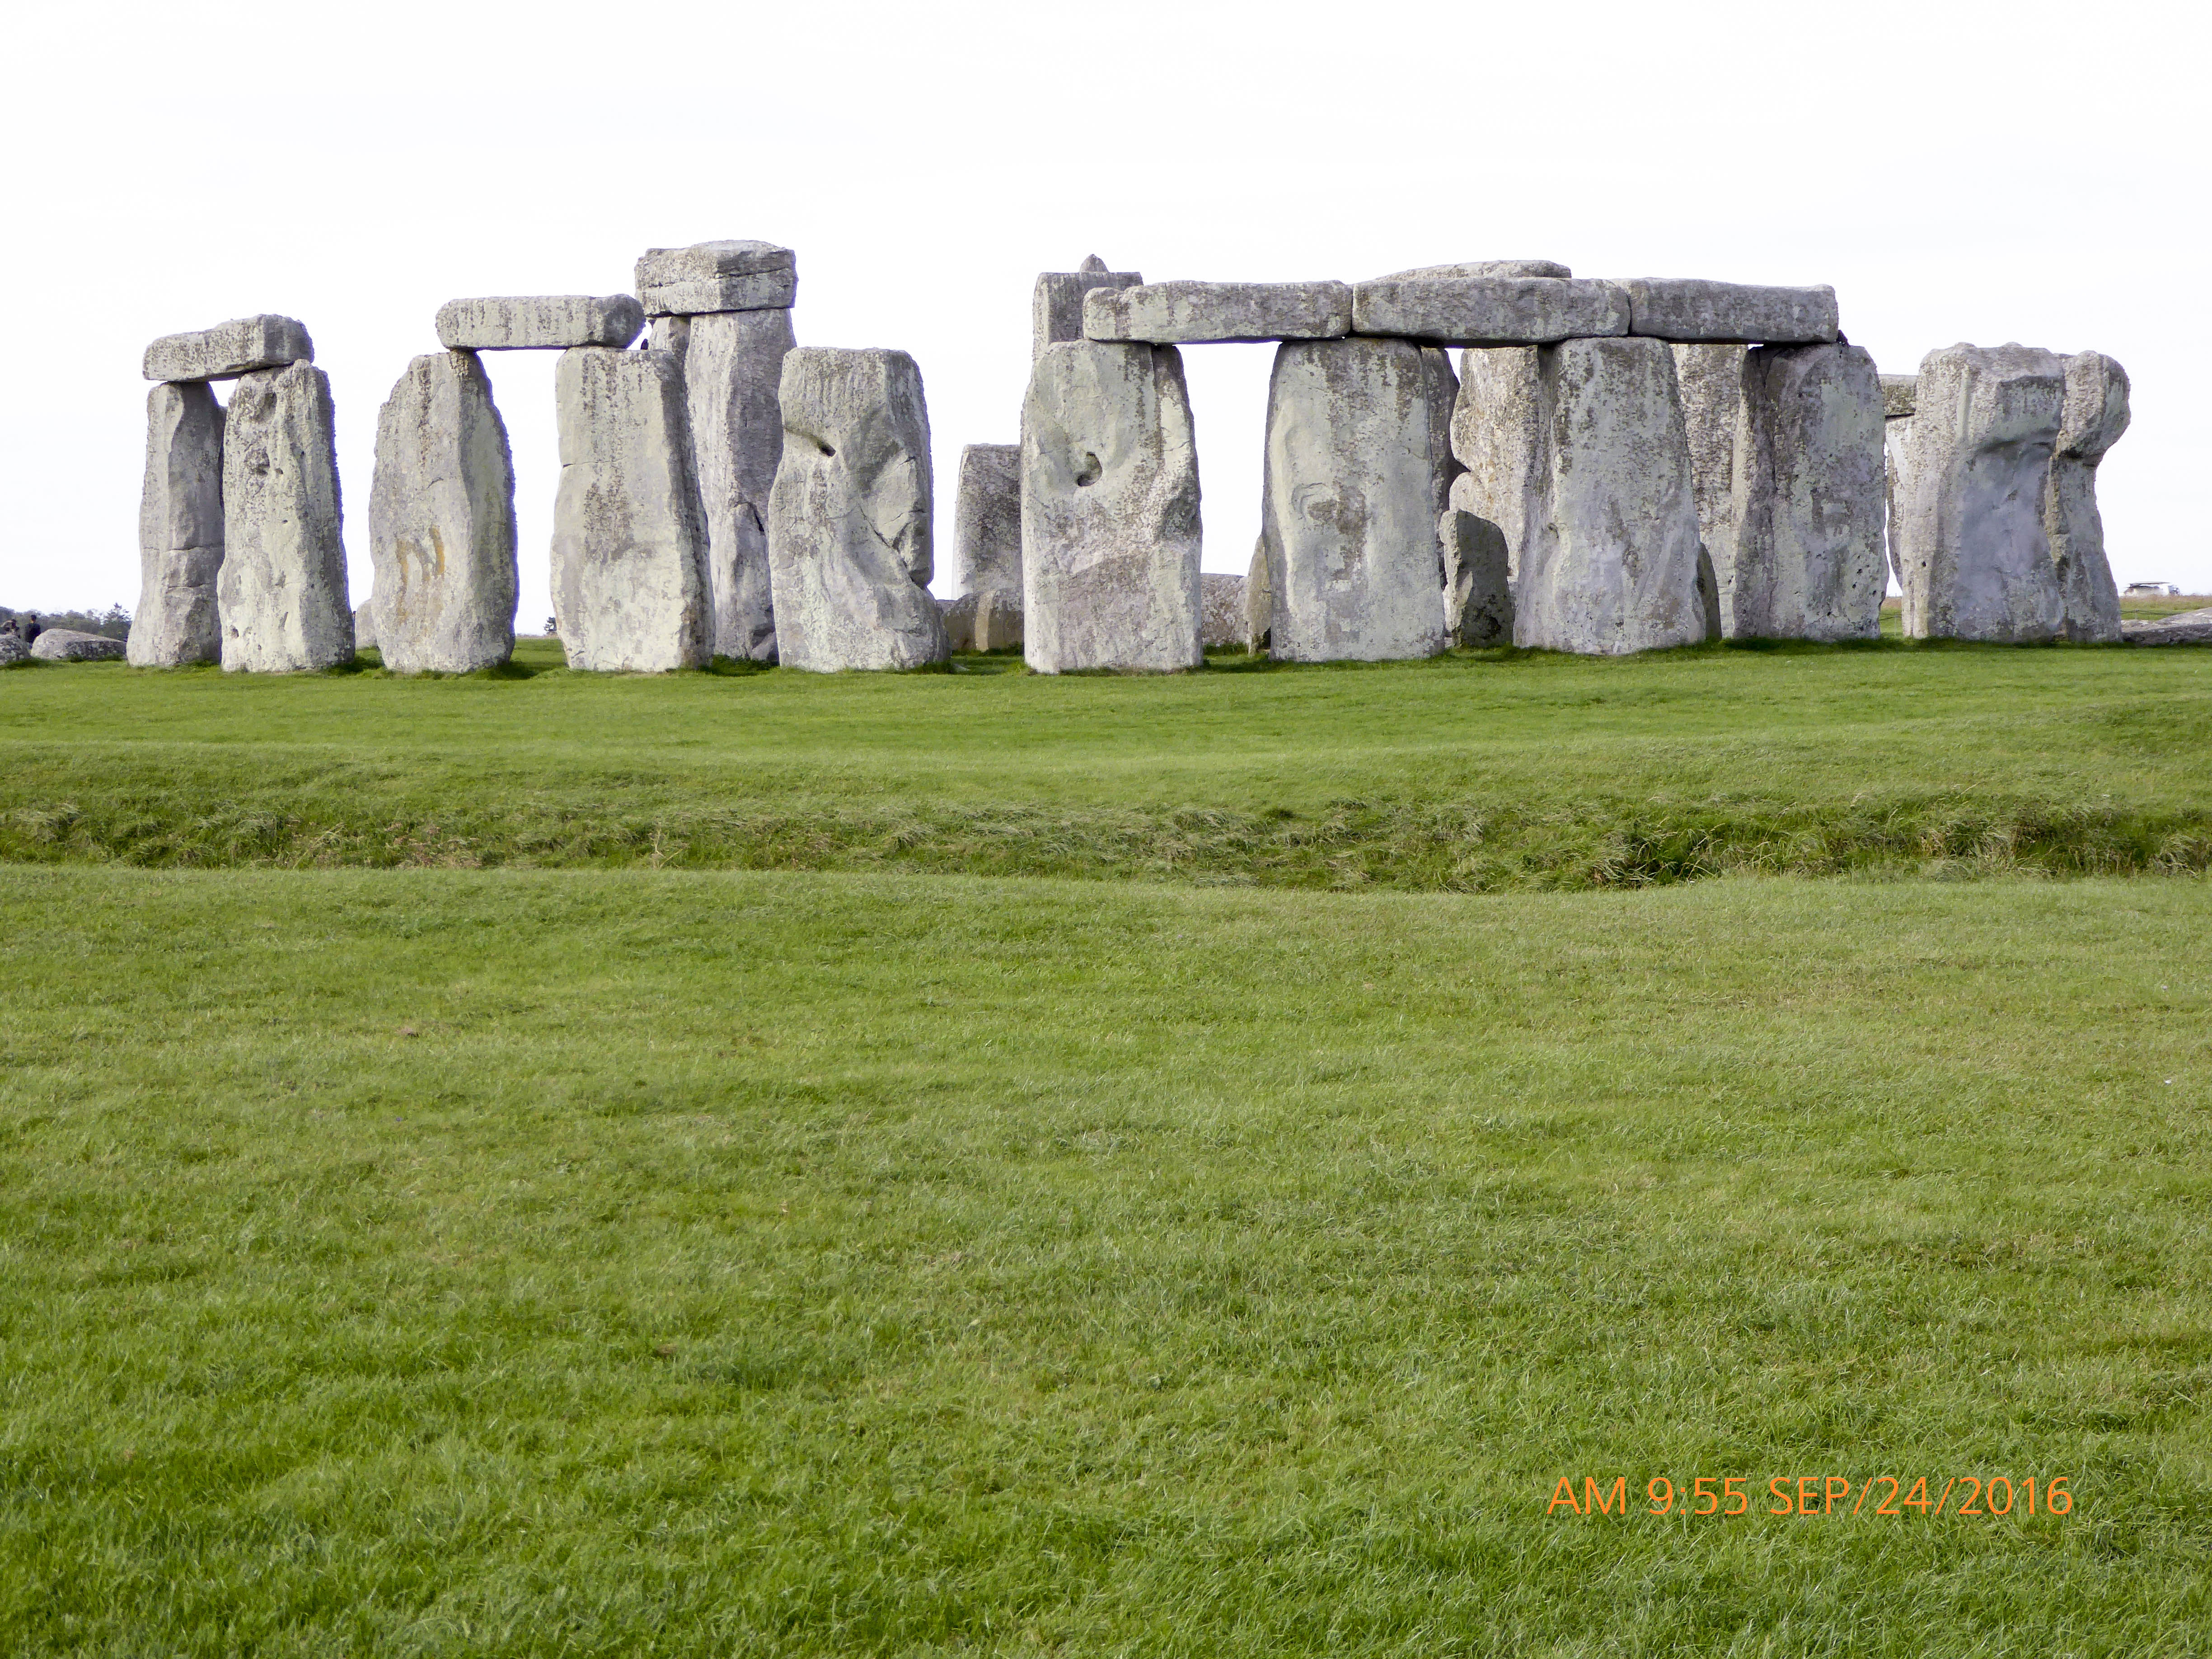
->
[[2123, 582, 2182, 595]]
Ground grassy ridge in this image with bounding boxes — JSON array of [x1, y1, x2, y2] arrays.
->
[[3, 639, 2209, 888], [3, 867, 2208, 1653]]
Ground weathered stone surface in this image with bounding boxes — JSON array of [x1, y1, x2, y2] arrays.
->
[[635, 240, 797, 316], [368, 351, 518, 672], [144, 315, 312, 383], [954, 443, 1022, 597], [975, 588, 1023, 652], [1451, 339, 1706, 653], [551, 347, 712, 670], [1260, 337, 1457, 661], [766, 347, 946, 671], [2048, 352, 2130, 643], [1245, 534, 1271, 652], [218, 363, 352, 671], [435, 295, 642, 351], [1440, 495, 1513, 646], [939, 593, 977, 653], [683, 309, 794, 661], [1034, 256, 1145, 361], [1722, 342, 1885, 640], [1881, 370, 1917, 587], [130, 381, 225, 666], [1084, 282, 1350, 345], [1895, 343, 2069, 641], [1671, 343, 1747, 572], [30, 628, 126, 661], [2124, 607, 2212, 645], [1379, 260, 1572, 280], [1351, 278, 1628, 346], [0, 633, 26, 666], [353, 600, 376, 650], [1619, 280, 1839, 344], [1200, 573, 1245, 650], [1022, 342, 1201, 672], [649, 315, 691, 361], [1882, 374, 1918, 419]]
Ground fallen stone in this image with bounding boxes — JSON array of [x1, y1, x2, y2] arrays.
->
[[0, 634, 26, 666], [954, 443, 1023, 597], [353, 600, 376, 650], [218, 362, 353, 671], [975, 588, 1024, 652], [1378, 260, 1572, 280], [1245, 534, 1271, 653], [684, 309, 794, 661], [1894, 343, 2069, 641], [766, 347, 947, 671], [143, 315, 313, 383], [635, 240, 796, 316], [1882, 374, 1918, 419], [551, 347, 713, 670], [1619, 279, 1839, 344], [1034, 255, 1145, 361], [1022, 341, 1202, 672], [1672, 343, 1747, 571], [1350, 277, 1627, 345], [1723, 342, 1886, 640], [1260, 337, 1457, 661], [368, 351, 518, 672], [2124, 607, 2212, 645], [1084, 281, 1351, 345], [2048, 352, 2130, 643], [1200, 573, 1245, 650], [129, 381, 225, 666], [435, 295, 642, 351], [30, 628, 126, 661]]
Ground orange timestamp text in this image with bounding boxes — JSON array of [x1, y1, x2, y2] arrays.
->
[[1548, 1474, 2073, 1519]]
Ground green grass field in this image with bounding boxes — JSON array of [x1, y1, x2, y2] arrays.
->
[[3, 642, 2209, 1654]]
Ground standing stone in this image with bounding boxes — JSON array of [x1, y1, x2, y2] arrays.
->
[[129, 382, 225, 666], [1021, 341, 1202, 673], [1033, 256, 1144, 362], [1245, 534, 1271, 653], [551, 347, 712, 671], [1722, 342, 1886, 640], [1452, 340, 1705, 654], [368, 351, 518, 673], [1440, 505, 1513, 646], [1672, 343, 1747, 566], [1200, 574, 1246, 649], [955, 443, 1023, 599], [974, 588, 1024, 652], [1882, 375, 1917, 588], [353, 600, 376, 650], [1895, 344, 2068, 641], [1260, 337, 1457, 661], [218, 362, 351, 672], [766, 347, 946, 671], [683, 309, 794, 661], [2048, 352, 2129, 643]]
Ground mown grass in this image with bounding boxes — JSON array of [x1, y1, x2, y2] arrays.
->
[[3, 638, 2209, 888], [1, 867, 2207, 1654]]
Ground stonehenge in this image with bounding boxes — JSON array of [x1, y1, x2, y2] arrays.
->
[[1085, 282, 1353, 345], [1673, 343, 1748, 568], [766, 347, 947, 671], [435, 295, 643, 351], [1350, 276, 1628, 345], [2048, 353, 2130, 643], [143, 315, 313, 384], [955, 443, 1022, 600], [369, 351, 518, 673], [1022, 341, 1203, 672], [636, 240, 797, 316], [130, 382, 226, 666], [218, 361, 353, 672], [1034, 256, 1143, 361]]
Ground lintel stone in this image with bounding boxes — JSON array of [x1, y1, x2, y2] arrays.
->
[[1083, 281, 1351, 345], [1619, 279, 1839, 344], [635, 239, 797, 315], [143, 314, 313, 382], [435, 295, 644, 351], [1351, 277, 1628, 346]]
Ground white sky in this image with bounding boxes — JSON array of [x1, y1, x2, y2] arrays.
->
[[3, 0, 2205, 615]]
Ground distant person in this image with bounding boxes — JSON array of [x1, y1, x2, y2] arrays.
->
[[0, 616, 17, 639], [21, 613, 39, 643]]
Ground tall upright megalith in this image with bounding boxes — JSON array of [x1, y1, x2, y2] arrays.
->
[[218, 361, 352, 672], [130, 382, 225, 666], [1021, 341, 1202, 673], [551, 346, 712, 671], [1723, 342, 1886, 640], [1032, 256, 1143, 361], [955, 443, 1023, 599], [1895, 344, 2068, 641], [1260, 337, 1457, 661], [2048, 352, 2129, 643], [766, 347, 947, 671], [369, 351, 518, 672], [1672, 343, 1747, 564]]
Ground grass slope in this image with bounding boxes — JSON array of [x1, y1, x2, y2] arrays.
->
[[2, 866, 2208, 1654], [3, 640, 2210, 888]]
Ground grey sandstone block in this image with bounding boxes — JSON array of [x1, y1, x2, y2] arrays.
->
[[1021, 341, 1203, 672], [766, 347, 947, 671], [1260, 337, 1458, 662], [684, 309, 795, 661], [2048, 351, 2130, 643], [1083, 281, 1351, 345], [1378, 260, 1572, 280], [1620, 279, 1839, 344], [1245, 534, 1271, 653], [2124, 608, 2212, 646], [130, 381, 225, 666], [1200, 573, 1246, 650], [1352, 278, 1626, 345], [1672, 343, 1747, 571], [30, 628, 126, 661], [636, 239, 797, 316], [369, 351, 518, 673], [1441, 497, 1513, 647], [143, 315, 313, 383], [955, 443, 1023, 599], [1034, 256, 1144, 361], [551, 347, 713, 671], [1881, 374, 1918, 419], [975, 589, 1023, 652], [218, 362, 353, 672], [0, 634, 28, 666], [353, 600, 375, 650], [435, 295, 643, 351]]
